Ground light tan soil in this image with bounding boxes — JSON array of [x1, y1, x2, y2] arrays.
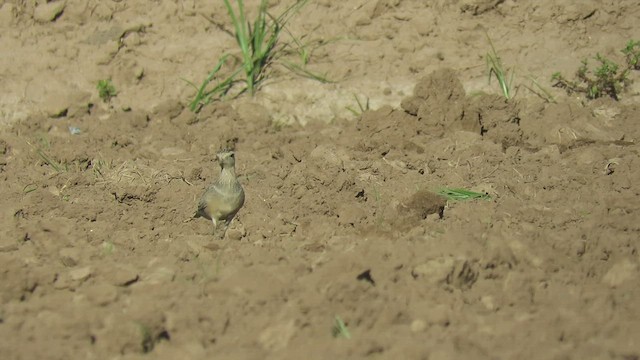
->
[[1, 1, 640, 359]]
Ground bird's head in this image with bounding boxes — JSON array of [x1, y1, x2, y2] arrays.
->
[[216, 149, 236, 169]]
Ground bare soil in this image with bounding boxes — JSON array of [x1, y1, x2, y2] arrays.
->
[[1, 1, 640, 359]]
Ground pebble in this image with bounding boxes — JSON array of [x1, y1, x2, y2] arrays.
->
[[481, 295, 497, 311], [69, 266, 92, 282], [144, 266, 176, 284], [410, 319, 427, 332], [0, 236, 18, 252], [602, 260, 637, 288], [84, 284, 119, 306], [258, 320, 297, 352], [110, 265, 139, 286], [33, 1, 66, 23], [425, 304, 451, 327], [59, 247, 80, 267], [411, 257, 455, 285], [160, 147, 186, 157]]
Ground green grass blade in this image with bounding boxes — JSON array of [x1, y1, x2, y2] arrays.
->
[[437, 188, 491, 201], [485, 33, 512, 100], [224, 0, 252, 78], [281, 60, 332, 83], [36, 149, 63, 172], [189, 54, 233, 111], [332, 316, 351, 339]]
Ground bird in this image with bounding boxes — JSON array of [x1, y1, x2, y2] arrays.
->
[[194, 149, 245, 238]]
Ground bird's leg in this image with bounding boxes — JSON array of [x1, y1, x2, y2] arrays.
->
[[222, 217, 236, 239], [211, 218, 218, 236], [219, 224, 229, 240]]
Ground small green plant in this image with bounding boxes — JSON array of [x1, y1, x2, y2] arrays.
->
[[523, 75, 556, 103], [186, 54, 239, 111], [36, 148, 65, 172], [437, 188, 491, 201], [188, 0, 329, 111], [622, 39, 640, 70], [29, 136, 66, 173], [224, 0, 290, 96], [486, 34, 514, 100], [345, 94, 370, 116], [552, 55, 627, 100], [280, 32, 337, 83], [332, 316, 351, 339], [97, 79, 117, 102], [27, 135, 69, 173], [102, 241, 115, 255], [552, 40, 640, 100]]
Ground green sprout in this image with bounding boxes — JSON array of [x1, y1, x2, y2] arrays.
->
[[486, 33, 514, 100], [97, 79, 117, 102], [345, 94, 370, 116], [622, 39, 640, 70], [332, 316, 351, 339]]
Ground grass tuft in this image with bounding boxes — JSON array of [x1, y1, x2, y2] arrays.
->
[[189, 0, 330, 112], [36, 148, 65, 172], [187, 54, 240, 111], [485, 33, 514, 100], [524, 75, 556, 103], [345, 94, 370, 116]]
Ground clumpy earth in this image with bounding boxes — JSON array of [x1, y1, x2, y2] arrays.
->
[[1, 0, 640, 359]]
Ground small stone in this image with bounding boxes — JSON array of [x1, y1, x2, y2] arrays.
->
[[122, 32, 141, 47], [154, 341, 206, 358], [309, 144, 346, 169], [151, 98, 183, 120], [95, 40, 120, 65], [145, 266, 176, 284], [258, 320, 296, 352], [0, 235, 18, 252], [110, 265, 139, 286], [33, 1, 66, 23], [69, 266, 92, 282], [176, 108, 197, 125], [226, 228, 244, 241], [0, 4, 17, 25], [410, 319, 427, 332], [53, 272, 72, 290], [235, 102, 272, 124], [411, 257, 455, 285], [160, 147, 186, 157], [602, 260, 637, 288], [85, 284, 119, 306], [425, 304, 451, 327], [41, 92, 69, 118], [481, 295, 496, 311], [398, 190, 446, 225], [59, 247, 80, 267]]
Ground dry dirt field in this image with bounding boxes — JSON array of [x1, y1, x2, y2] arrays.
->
[[1, 1, 640, 359]]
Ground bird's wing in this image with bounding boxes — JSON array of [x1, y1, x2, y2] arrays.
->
[[194, 195, 210, 219]]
